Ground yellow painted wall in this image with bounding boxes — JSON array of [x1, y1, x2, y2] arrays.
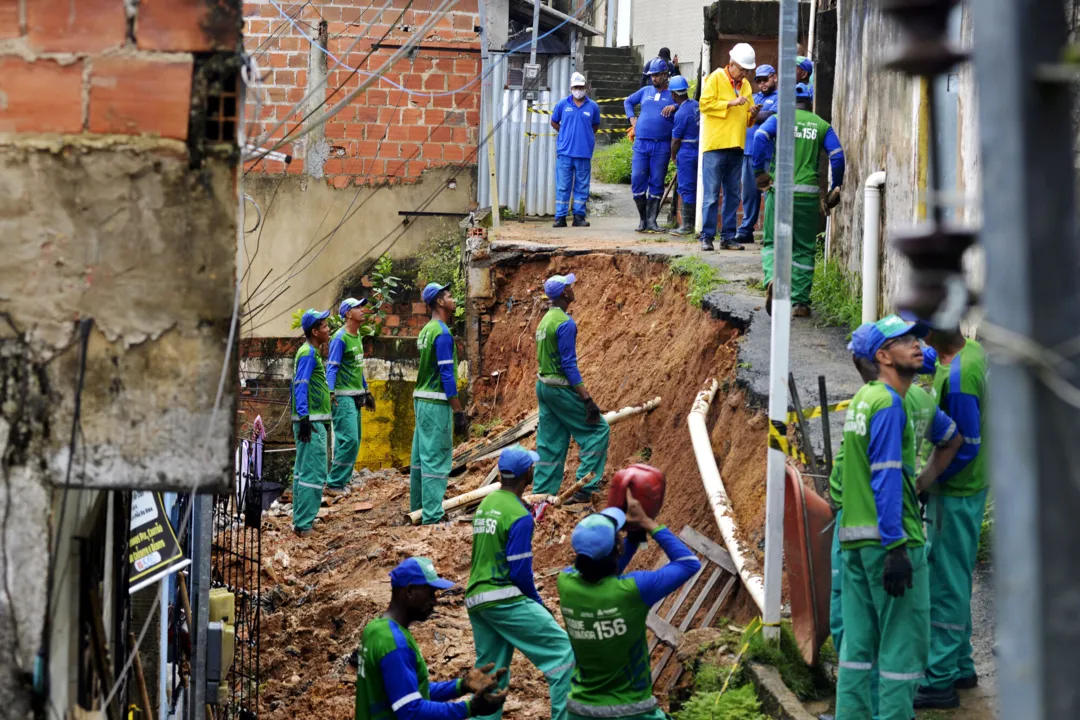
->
[[357, 379, 416, 469]]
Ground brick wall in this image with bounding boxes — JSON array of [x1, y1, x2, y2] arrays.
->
[[0, 0, 240, 138], [243, 0, 482, 187]]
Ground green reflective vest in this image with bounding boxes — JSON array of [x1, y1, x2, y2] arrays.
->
[[331, 327, 367, 396], [929, 339, 988, 496], [838, 381, 924, 550], [536, 307, 575, 386], [291, 342, 331, 421], [768, 108, 832, 196], [355, 617, 459, 720], [557, 569, 656, 717], [414, 319, 457, 404], [465, 490, 530, 612]]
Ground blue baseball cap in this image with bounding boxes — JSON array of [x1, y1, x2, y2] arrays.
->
[[669, 76, 689, 93], [389, 556, 455, 590], [795, 82, 812, 100], [755, 64, 776, 78], [544, 273, 577, 299], [498, 445, 540, 480], [571, 507, 627, 560], [339, 297, 367, 317], [646, 58, 669, 75], [796, 56, 814, 75], [301, 308, 330, 332], [848, 314, 928, 361], [422, 282, 450, 305]]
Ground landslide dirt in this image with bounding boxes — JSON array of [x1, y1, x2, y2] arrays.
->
[[257, 252, 771, 720]]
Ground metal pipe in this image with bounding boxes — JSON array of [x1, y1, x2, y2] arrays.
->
[[694, 44, 710, 235], [478, 0, 501, 227], [861, 171, 887, 323], [687, 379, 765, 614], [606, 0, 615, 47], [762, 0, 799, 643]]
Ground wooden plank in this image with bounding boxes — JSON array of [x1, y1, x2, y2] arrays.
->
[[645, 611, 680, 647], [665, 574, 740, 690], [87, 587, 120, 720], [679, 526, 737, 575], [653, 567, 724, 683], [458, 414, 540, 468], [648, 563, 703, 653]]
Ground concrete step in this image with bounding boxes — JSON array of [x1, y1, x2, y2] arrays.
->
[[586, 68, 640, 81], [583, 46, 636, 57]]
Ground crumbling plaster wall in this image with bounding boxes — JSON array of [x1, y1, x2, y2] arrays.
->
[[0, 139, 237, 715]]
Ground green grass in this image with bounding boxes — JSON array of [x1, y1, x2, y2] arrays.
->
[[977, 497, 994, 563], [675, 685, 767, 720], [809, 250, 862, 332], [669, 256, 728, 307], [743, 622, 833, 701], [593, 137, 634, 184], [469, 417, 502, 438]]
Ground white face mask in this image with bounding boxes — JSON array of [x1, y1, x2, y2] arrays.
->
[[572, 88, 586, 100]]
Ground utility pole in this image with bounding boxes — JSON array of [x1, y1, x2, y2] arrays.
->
[[518, 0, 542, 218], [762, 0, 798, 643], [188, 495, 213, 717], [605, 0, 615, 47], [973, 0, 1080, 716], [478, 0, 500, 228]]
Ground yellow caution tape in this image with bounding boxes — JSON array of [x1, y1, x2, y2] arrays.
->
[[785, 398, 850, 425], [718, 617, 764, 698], [767, 419, 811, 466], [527, 107, 628, 120], [526, 128, 629, 137], [533, 96, 632, 106]]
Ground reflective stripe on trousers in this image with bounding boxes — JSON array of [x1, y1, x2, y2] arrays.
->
[[566, 697, 659, 718]]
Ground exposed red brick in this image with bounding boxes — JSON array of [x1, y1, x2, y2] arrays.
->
[[377, 142, 400, 158], [422, 143, 443, 160], [411, 302, 427, 315], [137, 0, 240, 51], [400, 142, 420, 159], [429, 126, 451, 143], [387, 125, 409, 141], [384, 315, 401, 328], [0, 1, 21, 39], [88, 57, 193, 140], [330, 175, 351, 188], [28, 0, 126, 53], [0, 58, 84, 134]]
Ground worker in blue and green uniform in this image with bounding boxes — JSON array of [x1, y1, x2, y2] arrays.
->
[[624, 58, 677, 234], [466, 446, 575, 720], [534, 273, 609, 503], [411, 283, 468, 525], [835, 315, 933, 720], [355, 556, 508, 720], [752, 82, 844, 318], [913, 330, 989, 710], [825, 325, 962, 720], [291, 309, 333, 537], [558, 490, 701, 720], [326, 297, 376, 496], [668, 75, 699, 236], [735, 64, 778, 245], [795, 56, 814, 100], [551, 72, 601, 228]]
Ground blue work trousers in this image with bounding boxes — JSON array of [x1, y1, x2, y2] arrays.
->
[[738, 155, 762, 238], [700, 148, 743, 241], [631, 138, 671, 200], [555, 155, 591, 219], [676, 146, 698, 206]]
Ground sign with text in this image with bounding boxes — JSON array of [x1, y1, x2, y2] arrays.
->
[[128, 491, 190, 594]]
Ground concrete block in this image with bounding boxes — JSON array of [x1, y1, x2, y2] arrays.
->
[[89, 57, 194, 140], [0, 58, 85, 134]]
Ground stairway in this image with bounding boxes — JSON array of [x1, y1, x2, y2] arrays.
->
[[582, 46, 640, 144]]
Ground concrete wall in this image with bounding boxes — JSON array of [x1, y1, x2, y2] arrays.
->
[[631, 0, 711, 70], [242, 169, 470, 337], [828, 0, 980, 315]]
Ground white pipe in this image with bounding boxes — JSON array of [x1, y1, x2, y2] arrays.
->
[[862, 171, 887, 324], [686, 379, 766, 615]]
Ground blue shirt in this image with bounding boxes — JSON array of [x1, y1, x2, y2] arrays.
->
[[868, 386, 907, 546], [624, 86, 676, 141], [671, 100, 699, 157], [433, 327, 458, 399], [751, 113, 846, 190], [552, 96, 601, 159], [555, 318, 583, 387], [374, 620, 467, 720], [745, 90, 778, 155], [606, 527, 702, 607], [505, 512, 543, 603]]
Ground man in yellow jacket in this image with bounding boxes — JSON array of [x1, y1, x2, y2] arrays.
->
[[698, 42, 757, 251]]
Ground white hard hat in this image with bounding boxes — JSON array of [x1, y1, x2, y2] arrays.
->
[[570, 72, 586, 87], [729, 43, 756, 70]]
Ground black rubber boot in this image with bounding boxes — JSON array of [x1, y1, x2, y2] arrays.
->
[[720, 237, 745, 251], [700, 236, 715, 251], [553, 216, 567, 228], [572, 215, 590, 227], [644, 198, 663, 233], [913, 685, 960, 710], [672, 204, 696, 235], [955, 674, 978, 690], [634, 196, 648, 232]]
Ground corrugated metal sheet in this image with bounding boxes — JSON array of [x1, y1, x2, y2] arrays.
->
[[478, 54, 572, 217]]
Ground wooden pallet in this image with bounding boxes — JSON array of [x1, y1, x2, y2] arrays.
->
[[645, 526, 740, 690]]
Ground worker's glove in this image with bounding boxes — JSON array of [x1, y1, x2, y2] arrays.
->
[[583, 398, 602, 425], [882, 546, 914, 598], [454, 411, 469, 435], [470, 690, 508, 717], [627, 528, 648, 545], [298, 416, 312, 444], [627, 126, 636, 142], [755, 171, 772, 191], [826, 187, 842, 210], [362, 394, 376, 412]]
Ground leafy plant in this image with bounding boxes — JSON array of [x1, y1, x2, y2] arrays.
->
[[289, 253, 400, 338], [593, 137, 634, 184], [416, 230, 466, 325], [675, 685, 767, 720], [470, 417, 503, 438], [977, 496, 994, 564], [743, 622, 833, 701], [669, 256, 729, 307], [810, 249, 862, 332], [637, 446, 653, 462]]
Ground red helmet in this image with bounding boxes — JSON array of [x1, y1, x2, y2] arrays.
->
[[606, 464, 666, 519]]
